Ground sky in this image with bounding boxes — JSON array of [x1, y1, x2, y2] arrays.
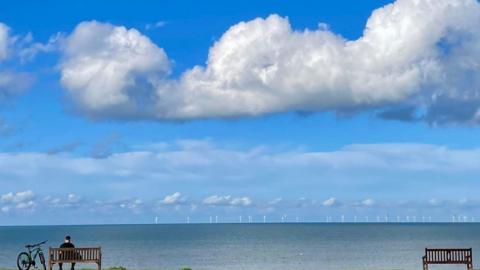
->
[[1, 0, 480, 225]]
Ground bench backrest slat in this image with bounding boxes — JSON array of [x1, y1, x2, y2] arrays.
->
[[49, 247, 101, 262], [424, 248, 472, 264]]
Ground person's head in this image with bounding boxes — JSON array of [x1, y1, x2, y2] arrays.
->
[[64, 235, 71, 243]]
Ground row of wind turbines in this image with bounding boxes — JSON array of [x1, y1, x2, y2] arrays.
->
[[154, 215, 477, 224]]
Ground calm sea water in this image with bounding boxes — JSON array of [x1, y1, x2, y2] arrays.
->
[[1, 223, 479, 270]]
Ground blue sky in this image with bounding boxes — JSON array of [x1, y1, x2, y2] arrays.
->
[[1, 0, 480, 225]]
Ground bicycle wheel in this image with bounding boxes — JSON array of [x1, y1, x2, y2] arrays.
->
[[17, 252, 31, 270], [39, 252, 47, 270]]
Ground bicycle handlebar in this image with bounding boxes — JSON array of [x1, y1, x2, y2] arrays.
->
[[25, 240, 47, 249]]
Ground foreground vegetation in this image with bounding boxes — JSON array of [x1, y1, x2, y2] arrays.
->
[[8, 267, 480, 270], [0, 266, 193, 270]]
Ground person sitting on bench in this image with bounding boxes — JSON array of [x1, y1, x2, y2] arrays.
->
[[59, 236, 75, 270]]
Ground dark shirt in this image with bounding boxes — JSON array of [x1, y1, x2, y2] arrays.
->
[[60, 242, 75, 248]]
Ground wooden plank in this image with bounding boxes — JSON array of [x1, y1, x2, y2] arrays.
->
[[424, 248, 473, 266], [49, 247, 101, 263]]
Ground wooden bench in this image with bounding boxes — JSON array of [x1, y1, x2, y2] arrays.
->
[[49, 247, 101, 270], [423, 248, 473, 270]]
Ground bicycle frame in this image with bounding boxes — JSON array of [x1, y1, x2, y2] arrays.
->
[[27, 246, 44, 262]]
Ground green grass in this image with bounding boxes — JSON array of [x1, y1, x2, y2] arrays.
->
[[0, 267, 194, 270], [0, 268, 427, 270]]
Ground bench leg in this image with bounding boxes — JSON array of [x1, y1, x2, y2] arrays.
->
[[97, 262, 101, 270], [467, 263, 473, 270], [422, 258, 428, 270]]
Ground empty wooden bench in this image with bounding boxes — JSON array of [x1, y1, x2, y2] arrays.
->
[[49, 247, 101, 270], [423, 248, 473, 270]]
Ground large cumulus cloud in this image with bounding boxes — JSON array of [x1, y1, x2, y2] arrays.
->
[[60, 21, 170, 118], [59, 0, 480, 124]]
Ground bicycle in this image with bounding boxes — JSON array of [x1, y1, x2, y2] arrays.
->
[[17, 240, 48, 270]]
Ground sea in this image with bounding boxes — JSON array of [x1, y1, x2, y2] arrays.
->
[[1, 223, 479, 270]]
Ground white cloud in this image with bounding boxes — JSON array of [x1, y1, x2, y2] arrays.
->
[[0, 22, 33, 100], [429, 198, 441, 206], [161, 192, 184, 205], [230, 197, 252, 206], [19, 32, 64, 62], [2, 141, 480, 205], [2, 189, 480, 222], [322, 197, 337, 207], [1, 193, 14, 202], [362, 198, 375, 207], [1, 190, 36, 212], [67, 193, 80, 203], [92, 198, 144, 215], [0, 23, 10, 60], [145, 21, 167, 30], [203, 195, 232, 205], [119, 199, 142, 210], [1, 142, 480, 179], [59, 21, 170, 119], [268, 198, 282, 205], [295, 197, 316, 208], [15, 190, 35, 202], [202, 195, 252, 206], [16, 201, 36, 210], [1, 190, 35, 203], [43, 194, 82, 209], [59, 0, 480, 124]]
